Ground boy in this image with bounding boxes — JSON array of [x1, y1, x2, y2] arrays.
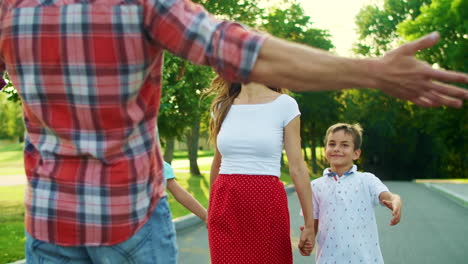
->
[[303, 123, 402, 263], [164, 161, 208, 224]]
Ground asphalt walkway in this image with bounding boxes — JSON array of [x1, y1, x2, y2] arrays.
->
[[176, 181, 468, 264]]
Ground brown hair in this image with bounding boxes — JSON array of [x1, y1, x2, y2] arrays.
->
[[205, 76, 283, 144], [324, 123, 363, 150]]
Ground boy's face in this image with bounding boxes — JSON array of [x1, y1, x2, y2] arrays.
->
[[325, 130, 361, 169]]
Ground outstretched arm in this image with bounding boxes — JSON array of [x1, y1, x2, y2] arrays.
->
[[251, 32, 468, 108], [379, 191, 402, 226], [284, 116, 315, 256], [167, 179, 207, 223]]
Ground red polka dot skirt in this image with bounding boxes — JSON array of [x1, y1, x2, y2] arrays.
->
[[208, 174, 292, 264]]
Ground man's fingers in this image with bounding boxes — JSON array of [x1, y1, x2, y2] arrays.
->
[[398, 32, 440, 55], [427, 68, 468, 86], [424, 79, 468, 105]]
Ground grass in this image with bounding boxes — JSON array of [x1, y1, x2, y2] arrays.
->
[[0, 142, 24, 176], [0, 185, 26, 264]]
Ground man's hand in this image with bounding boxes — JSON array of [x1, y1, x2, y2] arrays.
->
[[381, 195, 402, 226], [374, 32, 468, 108], [299, 225, 315, 256]]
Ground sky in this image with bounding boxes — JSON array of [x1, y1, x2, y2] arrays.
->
[[297, 0, 376, 56]]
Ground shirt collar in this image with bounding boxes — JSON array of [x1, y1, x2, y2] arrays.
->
[[323, 165, 357, 178]]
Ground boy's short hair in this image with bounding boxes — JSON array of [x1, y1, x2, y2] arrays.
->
[[324, 123, 363, 150]]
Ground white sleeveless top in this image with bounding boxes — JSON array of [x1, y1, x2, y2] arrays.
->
[[217, 94, 300, 177]]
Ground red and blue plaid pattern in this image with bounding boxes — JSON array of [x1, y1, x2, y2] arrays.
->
[[0, 0, 265, 246]]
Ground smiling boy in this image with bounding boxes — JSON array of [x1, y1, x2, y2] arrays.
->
[[307, 123, 402, 263]]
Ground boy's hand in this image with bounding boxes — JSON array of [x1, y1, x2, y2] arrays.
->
[[299, 226, 315, 256], [382, 195, 402, 226]]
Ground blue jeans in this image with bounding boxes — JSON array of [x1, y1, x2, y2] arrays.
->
[[25, 196, 177, 264]]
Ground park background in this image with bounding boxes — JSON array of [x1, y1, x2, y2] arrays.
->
[[0, 0, 466, 263]]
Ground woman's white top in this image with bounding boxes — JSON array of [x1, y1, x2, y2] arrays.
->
[[217, 94, 300, 177]]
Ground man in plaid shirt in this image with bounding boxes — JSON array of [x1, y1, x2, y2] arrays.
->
[[0, 0, 467, 262]]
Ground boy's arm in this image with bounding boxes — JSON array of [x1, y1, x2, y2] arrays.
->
[[284, 116, 315, 256], [167, 179, 207, 223], [379, 191, 402, 226]]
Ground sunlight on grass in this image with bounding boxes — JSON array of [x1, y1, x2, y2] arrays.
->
[[0, 185, 26, 263], [0, 142, 24, 177]]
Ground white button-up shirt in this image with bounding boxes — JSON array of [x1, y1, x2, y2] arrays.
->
[[311, 165, 389, 264]]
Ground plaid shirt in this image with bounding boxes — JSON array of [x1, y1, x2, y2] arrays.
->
[[0, 0, 265, 246]]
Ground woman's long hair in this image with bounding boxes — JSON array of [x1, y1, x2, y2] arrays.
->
[[205, 76, 284, 144]]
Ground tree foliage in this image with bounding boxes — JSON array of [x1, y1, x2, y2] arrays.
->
[[350, 0, 467, 179]]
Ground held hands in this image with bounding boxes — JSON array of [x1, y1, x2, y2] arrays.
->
[[381, 195, 402, 226], [373, 32, 468, 108], [299, 226, 315, 256]]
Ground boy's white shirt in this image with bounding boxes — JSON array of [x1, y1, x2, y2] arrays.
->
[[308, 165, 389, 264]]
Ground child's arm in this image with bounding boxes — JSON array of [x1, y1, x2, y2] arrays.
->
[[284, 116, 315, 256], [167, 179, 207, 223], [379, 191, 402, 226]]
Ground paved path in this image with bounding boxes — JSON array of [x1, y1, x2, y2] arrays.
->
[[1, 175, 26, 186], [177, 181, 468, 264]]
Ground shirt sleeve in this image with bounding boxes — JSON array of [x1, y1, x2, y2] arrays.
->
[[163, 161, 176, 180], [282, 95, 301, 127], [143, 0, 267, 83], [366, 173, 389, 207]]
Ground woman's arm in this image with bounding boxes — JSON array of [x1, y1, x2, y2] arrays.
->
[[284, 115, 315, 256], [167, 179, 207, 223], [210, 147, 222, 189]]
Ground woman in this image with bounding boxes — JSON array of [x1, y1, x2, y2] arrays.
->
[[206, 77, 315, 263]]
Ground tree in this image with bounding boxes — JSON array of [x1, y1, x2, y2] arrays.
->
[[397, 0, 468, 177], [0, 74, 24, 142], [354, 0, 431, 56], [350, 0, 467, 179]]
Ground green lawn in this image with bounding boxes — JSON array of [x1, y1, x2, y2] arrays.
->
[[0, 185, 26, 264], [0, 142, 24, 176]]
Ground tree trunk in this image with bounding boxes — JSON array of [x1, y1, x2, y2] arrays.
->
[[302, 142, 309, 162], [186, 116, 201, 176], [310, 122, 318, 174], [163, 137, 175, 164], [281, 152, 285, 168]]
